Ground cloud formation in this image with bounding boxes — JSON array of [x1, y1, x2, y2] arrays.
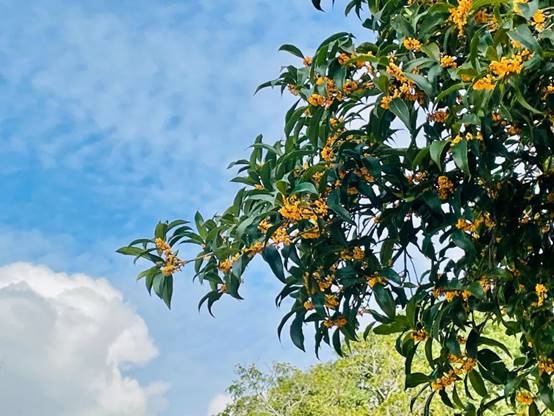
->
[[207, 394, 232, 416], [0, 262, 167, 416]]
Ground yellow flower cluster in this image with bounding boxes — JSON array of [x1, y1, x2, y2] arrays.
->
[[430, 110, 449, 122], [539, 358, 554, 375], [473, 74, 495, 90], [308, 94, 326, 106], [343, 80, 360, 94], [301, 227, 321, 239], [329, 117, 342, 129], [474, 9, 489, 24], [437, 176, 454, 200], [451, 131, 483, 145], [411, 329, 427, 342], [325, 294, 340, 309], [353, 166, 374, 182], [324, 316, 348, 328], [338, 53, 350, 65], [489, 53, 525, 78], [155, 238, 185, 276], [403, 37, 422, 51], [516, 391, 534, 405], [445, 291, 458, 302], [368, 275, 386, 288], [432, 356, 476, 391], [456, 212, 495, 237], [304, 300, 314, 310], [432, 287, 444, 298], [381, 61, 424, 108], [352, 247, 365, 260], [218, 253, 240, 273], [272, 225, 291, 245], [440, 55, 457, 68], [542, 84, 554, 100], [279, 196, 304, 221], [258, 218, 272, 233], [303, 270, 336, 295], [303, 56, 313, 66], [340, 247, 365, 261], [242, 241, 264, 257], [279, 196, 328, 224], [380, 96, 393, 109], [448, 0, 472, 35], [321, 145, 335, 161], [532, 10, 545, 31], [155, 237, 171, 253], [479, 277, 491, 293], [535, 283, 548, 307]]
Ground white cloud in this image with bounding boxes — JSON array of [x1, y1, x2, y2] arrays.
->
[[0, 262, 168, 416], [207, 394, 232, 416]]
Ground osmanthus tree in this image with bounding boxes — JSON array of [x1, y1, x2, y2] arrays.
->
[[118, 0, 554, 414]]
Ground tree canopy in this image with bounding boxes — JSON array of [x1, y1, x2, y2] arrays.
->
[[119, 0, 553, 414], [217, 328, 519, 415]]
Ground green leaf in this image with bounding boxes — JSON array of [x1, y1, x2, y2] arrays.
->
[[430, 140, 449, 169], [278, 44, 304, 58], [509, 25, 540, 52], [390, 98, 412, 131], [152, 273, 165, 298], [155, 222, 168, 240], [380, 238, 395, 266], [421, 42, 440, 60], [116, 246, 146, 256], [451, 140, 470, 176], [162, 275, 173, 309], [145, 272, 159, 295], [327, 189, 355, 225], [311, 0, 324, 10], [471, 0, 508, 10], [373, 320, 408, 335], [262, 246, 287, 283], [292, 182, 319, 195], [404, 72, 434, 97], [405, 372, 430, 388], [437, 82, 465, 101], [479, 336, 512, 357], [514, 87, 543, 115], [452, 231, 477, 258], [290, 314, 305, 351], [466, 329, 479, 358], [468, 370, 488, 397], [373, 284, 396, 318], [539, 384, 554, 411]]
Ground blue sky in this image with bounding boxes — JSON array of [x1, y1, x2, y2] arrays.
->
[[0, 1, 366, 414]]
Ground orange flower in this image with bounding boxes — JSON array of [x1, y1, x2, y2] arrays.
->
[[449, 0, 473, 35], [308, 94, 326, 106], [532, 10, 545, 31], [473, 74, 495, 90], [403, 37, 422, 51], [338, 53, 350, 65], [321, 146, 335, 161], [440, 55, 457, 68]]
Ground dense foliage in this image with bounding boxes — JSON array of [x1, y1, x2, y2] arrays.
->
[[218, 329, 518, 416], [119, 0, 553, 414]]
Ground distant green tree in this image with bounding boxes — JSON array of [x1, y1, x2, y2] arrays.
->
[[218, 328, 523, 416]]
